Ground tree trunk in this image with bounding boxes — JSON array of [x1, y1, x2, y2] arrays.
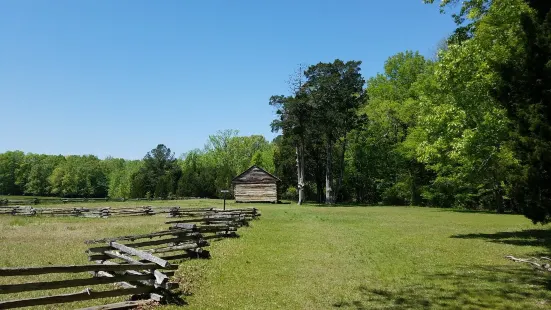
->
[[492, 173, 504, 214], [409, 164, 416, 206], [295, 145, 300, 204], [316, 177, 324, 203], [296, 141, 305, 205], [335, 134, 347, 203], [325, 139, 334, 204], [495, 183, 504, 214]]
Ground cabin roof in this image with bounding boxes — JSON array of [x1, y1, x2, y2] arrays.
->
[[232, 165, 281, 184]]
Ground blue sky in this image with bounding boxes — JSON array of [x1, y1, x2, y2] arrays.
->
[[0, 0, 456, 159]]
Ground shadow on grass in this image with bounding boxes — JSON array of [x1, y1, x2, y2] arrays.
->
[[333, 265, 551, 309], [334, 229, 551, 309], [451, 229, 551, 252], [307, 202, 400, 208], [309, 204, 512, 211], [439, 208, 508, 215], [436, 208, 520, 216]]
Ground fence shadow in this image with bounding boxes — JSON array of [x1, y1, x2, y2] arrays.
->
[[333, 228, 551, 309], [438, 208, 513, 215], [309, 202, 393, 208], [333, 265, 551, 309]]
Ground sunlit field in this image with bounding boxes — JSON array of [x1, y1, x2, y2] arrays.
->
[[1, 200, 551, 309]]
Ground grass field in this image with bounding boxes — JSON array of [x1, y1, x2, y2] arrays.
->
[[1, 200, 551, 309]]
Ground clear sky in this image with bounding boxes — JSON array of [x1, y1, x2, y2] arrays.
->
[[0, 0, 456, 159]]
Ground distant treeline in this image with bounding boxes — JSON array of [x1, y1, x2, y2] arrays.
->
[[0, 130, 276, 200], [2, 0, 550, 225]]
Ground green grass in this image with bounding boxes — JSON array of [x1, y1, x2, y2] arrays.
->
[[168, 204, 551, 310], [1, 201, 551, 309]]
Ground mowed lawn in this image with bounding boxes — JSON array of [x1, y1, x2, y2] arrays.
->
[[1, 201, 551, 309], [170, 205, 551, 310]]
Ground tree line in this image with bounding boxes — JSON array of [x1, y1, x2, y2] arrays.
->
[[0, 130, 275, 199], [270, 0, 551, 223], [1, 0, 549, 223]]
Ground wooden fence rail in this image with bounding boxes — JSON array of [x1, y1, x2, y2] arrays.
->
[[0, 262, 163, 309], [0, 206, 261, 219], [0, 206, 218, 218], [0, 287, 154, 309], [0, 207, 260, 309], [0, 263, 159, 276]]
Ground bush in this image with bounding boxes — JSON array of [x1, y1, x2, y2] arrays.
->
[[382, 184, 407, 206], [282, 186, 298, 201]]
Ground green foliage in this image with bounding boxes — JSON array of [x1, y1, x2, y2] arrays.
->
[[282, 186, 298, 201], [342, 51, 431, 205], [416, 0, 551, 221], [400, 0, 551, 222], [272, 135, 297, 195], [177, 149, 216, 198], [305, 60, 366, 204], [106, 159, 141, 199], [0, 151, 25, 195], [271, 60, 366, 204], [250, 147, 275, 174], [270, 87, 316, 204], [491, 0, 551, 222], [49, 155, 107, 197], [200, 130, 274, 197], [268, 0, 550, 224], [0, 132, 277, 200], [130, 144, 181, 199], [18, 154, 64, 196]]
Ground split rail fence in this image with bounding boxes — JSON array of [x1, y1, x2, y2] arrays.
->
[[1, 206, 166, 218], [0, 207, 260, 309], [0, 206, 260, 219]]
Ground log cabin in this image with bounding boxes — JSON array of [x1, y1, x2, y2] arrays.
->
[[232, 166, 280, 203]]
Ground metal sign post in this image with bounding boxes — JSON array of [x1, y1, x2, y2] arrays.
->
[[220, 190, 229, 210]]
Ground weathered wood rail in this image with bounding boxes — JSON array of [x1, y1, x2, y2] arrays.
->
[[0, 263, 165, 309], [0, 207, 260, 309], [0, 206, 261, 220], [165, 207, 260, 237], [0, 206, 165, 217]]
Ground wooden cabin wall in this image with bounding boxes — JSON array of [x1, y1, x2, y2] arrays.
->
[[234, 183, 277, 203]]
